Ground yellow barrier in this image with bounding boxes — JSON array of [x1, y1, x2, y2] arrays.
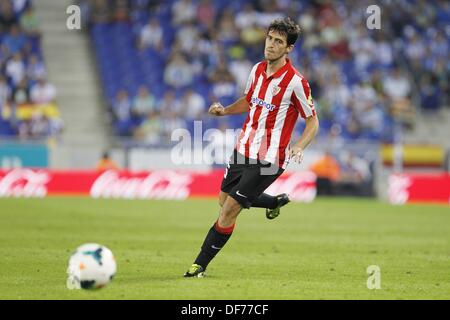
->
[[381, 144, 445, 166], [15, 103, 61, 120]]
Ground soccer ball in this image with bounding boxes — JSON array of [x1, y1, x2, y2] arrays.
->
[[66, 243, 117, 290]]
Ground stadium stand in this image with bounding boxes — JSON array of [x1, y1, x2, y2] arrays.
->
[[0, 0, 63, 140], [83, 0, 448, 145]]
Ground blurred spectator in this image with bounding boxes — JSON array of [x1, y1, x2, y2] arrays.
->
[[357, 102, 385, 138], [217, 9, 239, 43], [112, 89, 131, 122], [159, 90, 181, 115], [196, 0, 215, 28], [429, 30, 448, 59], [349, 26, 375, 73], [164, 53, 194, 88], [18, 119, 31, 139], [6, 52, 26, 85], [12, 77, 29, 105], [131, 85, 156, 119], [30, 76, 56, 104], [235, 3, 258, 30], [0, 76, 11, 107], [90, 0, 111, 24], [318, 3, 349, 60], [419, 74, 441, 113], [351, 79, 377, 114], [180, 89, 205, 120], [2, 24, 28, 56], [196, 29, 221, 71], [209, 60, 237, 105], [256, 1, 283, 28], [383, 69, 411, 100], [370, 70, 384, 95], [240, 21, 266, 46], [19, 5, 40, 38], [161, 111, 187, 142], [172, 0, 196, 25], [204, 121, 236, 165], [338, 152, 371, 185], [18, 110, 62, 140], [30, 113, 50, 138], [383, 68, 415, 128], [309, 151, 341, 195], [138, 18, 163, 51], [133, 111, 162, 144], [373, 34, 393, 68], [176, 21, 199, 54], [323, 74, 351, 110], [229, 55, 253, 94], [13, 0, 28, 13], [113, 0, 129, 22], [0, 0, 18, 32], [405, 33, 426, 63], [26, 54, 47, 81], [96, 151, 120, 171]]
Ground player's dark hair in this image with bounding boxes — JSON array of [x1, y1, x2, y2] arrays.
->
[[267, 17, 301, 46]]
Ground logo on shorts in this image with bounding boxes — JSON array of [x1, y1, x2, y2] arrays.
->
[[236, 190, 247, 198]]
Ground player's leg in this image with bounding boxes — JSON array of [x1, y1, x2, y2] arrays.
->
[[194, 196, 241, 269], [251, 193, 279, 209], [218, 191, 228, 207], [184, 153, 242, 277], [184, 196, 242, 278], [217, 195, 243, 227], [225, 180, 284, 213], [263, 193, 290, 219], [246, 163, 290, 219]]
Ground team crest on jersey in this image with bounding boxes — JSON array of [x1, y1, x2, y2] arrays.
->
[[272, 85, 281, 96]]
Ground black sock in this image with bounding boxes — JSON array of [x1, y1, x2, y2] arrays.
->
[[251, 193, 278, 209], [194, 222, 233, 270]]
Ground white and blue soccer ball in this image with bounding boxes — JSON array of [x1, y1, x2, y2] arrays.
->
[[66, 243, 117, 290]]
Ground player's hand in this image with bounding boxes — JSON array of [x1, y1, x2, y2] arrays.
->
[[290, 146, 304, 164], [208, 102, 226, 116]]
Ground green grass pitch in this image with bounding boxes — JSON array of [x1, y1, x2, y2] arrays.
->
[[0, 197, 449, 299]]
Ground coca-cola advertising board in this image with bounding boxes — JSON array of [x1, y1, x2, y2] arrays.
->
[[388, 173, 450, 205], [0, 169, 317, 202]]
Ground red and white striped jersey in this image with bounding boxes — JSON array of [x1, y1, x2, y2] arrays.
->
[[235, 58, 316, 169]]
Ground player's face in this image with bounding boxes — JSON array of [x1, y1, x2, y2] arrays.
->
[[264, 30, 293, 62]]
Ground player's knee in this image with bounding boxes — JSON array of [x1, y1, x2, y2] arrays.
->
[[218, 192, 228, 207], [221, 200, 242, 218]]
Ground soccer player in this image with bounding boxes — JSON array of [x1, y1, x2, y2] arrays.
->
[[184, 18, 319, 277]]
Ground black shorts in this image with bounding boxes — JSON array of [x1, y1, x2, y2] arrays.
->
[[221, 149, 284, 209]]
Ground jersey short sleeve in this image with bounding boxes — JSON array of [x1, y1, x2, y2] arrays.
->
[[244, 63, 260, 104], [291, 76, 316, 118]]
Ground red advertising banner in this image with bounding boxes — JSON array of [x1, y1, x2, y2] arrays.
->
[[389, 173, 450, 205], [0, 169, 317, 202]]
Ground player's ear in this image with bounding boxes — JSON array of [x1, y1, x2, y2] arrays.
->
[[286, 44, 294, 54]]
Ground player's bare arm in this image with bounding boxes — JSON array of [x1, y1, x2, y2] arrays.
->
[[208, 96, 249, 116], [290, 115, 319, 163]]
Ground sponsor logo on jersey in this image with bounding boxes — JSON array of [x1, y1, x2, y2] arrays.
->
[[251, 97, 276, 111]]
